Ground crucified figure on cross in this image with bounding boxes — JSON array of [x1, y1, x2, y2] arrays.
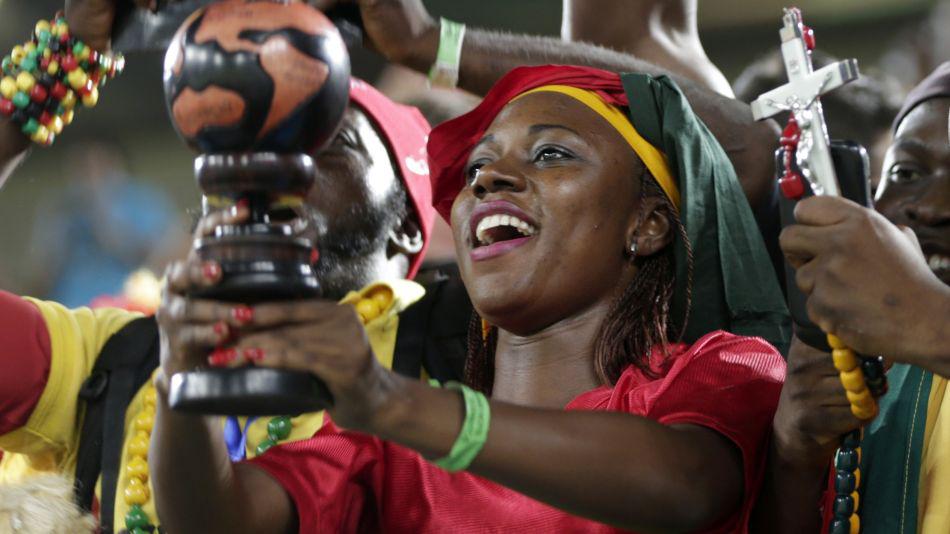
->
[[751, 7, 859, 197]]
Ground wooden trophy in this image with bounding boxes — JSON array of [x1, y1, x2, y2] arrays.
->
[[161, 0, 350, 415]]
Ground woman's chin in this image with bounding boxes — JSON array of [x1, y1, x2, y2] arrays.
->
[[470, 290, 550, 335]]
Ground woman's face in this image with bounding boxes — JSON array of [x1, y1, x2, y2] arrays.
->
[[876, 97, 950, 284], [450, 92, 661, 335]]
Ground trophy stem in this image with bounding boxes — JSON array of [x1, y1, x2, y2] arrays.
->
[[192, 152, 320, 303], [168, 151, 334, 415]]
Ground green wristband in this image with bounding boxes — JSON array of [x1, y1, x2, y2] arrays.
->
[[428, 17, 466, 89], [433, 382, 490, 472]]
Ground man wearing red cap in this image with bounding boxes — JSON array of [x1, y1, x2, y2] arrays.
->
[[0, 7, 466, 526], [0, 78, 466, 533]]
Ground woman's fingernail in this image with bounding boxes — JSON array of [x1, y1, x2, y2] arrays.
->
[[208, 348, 237, 367], [202, 261, 221, 281], [243, 348, 265, 363], [231, 305, 253, 324], [309, 247, 320, 265], [213, 321, 228, 336], [230, 199, 249, 219]]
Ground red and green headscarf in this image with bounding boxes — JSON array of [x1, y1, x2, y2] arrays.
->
[[427, 65, 790, 351]]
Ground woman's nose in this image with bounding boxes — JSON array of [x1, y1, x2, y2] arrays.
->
[[472, 161, 527, 197]]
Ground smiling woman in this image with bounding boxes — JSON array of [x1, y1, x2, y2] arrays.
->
[[151, 65, 790, 534], [452, 86, 687, 391]]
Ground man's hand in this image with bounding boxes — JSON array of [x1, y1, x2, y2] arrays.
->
[[772, 337, 861, 468], [750, 336, 855, 534], [65, 0, 119, 52], [313, 0, 438, 68], [780, 196, 950, 362], [65, 0, 159, 52]]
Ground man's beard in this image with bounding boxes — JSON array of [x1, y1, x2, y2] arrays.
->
[[303, 186, 408, 300]]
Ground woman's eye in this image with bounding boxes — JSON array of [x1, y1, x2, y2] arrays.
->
[[534, 146, 572, 163], [465, 161, 487, 182], [887, 164, 923, 184]]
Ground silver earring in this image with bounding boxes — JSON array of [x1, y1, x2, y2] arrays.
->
[[629, 241, 638, 257]]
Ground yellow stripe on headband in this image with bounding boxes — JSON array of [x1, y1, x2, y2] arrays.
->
[[514, 85, 681, 210]]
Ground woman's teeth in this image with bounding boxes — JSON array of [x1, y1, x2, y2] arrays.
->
[[928, 254, 950, 272], [475, 214, 537, 246]]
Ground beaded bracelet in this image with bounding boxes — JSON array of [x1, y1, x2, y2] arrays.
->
[[0, 13, 125, 146], [433, 382, 491, 473]]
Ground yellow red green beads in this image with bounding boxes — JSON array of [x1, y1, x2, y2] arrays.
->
[[0, 12, 124, 146]]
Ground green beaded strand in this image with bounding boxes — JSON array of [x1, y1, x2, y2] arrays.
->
[[124, 504, 151, 530], [255, 415, 294, 456]]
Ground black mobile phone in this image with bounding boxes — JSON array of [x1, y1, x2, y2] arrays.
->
[[777, 140, 872, 351]]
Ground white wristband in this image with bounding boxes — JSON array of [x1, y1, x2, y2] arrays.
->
[[428, 18, 466, 89]]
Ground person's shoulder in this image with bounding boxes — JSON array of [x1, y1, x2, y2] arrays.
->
[[667, 330, 785, 381], [574, 330, 785, 414]]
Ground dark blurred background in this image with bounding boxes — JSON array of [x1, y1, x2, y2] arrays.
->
[[0, 0, 942, 298]]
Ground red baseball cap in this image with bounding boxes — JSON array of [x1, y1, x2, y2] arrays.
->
[[349, 78, 434, 279]]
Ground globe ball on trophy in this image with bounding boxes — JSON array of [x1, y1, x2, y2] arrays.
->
[[163, 0, 349, 153], [162, 0, 350, 415]]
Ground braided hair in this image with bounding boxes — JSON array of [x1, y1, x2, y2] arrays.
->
[[463, 173, 694, 395]]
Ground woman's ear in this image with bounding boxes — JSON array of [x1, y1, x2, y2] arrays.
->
[[625, 196, 673, 258]]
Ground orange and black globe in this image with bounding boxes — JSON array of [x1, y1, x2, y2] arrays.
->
[[163, 1, 350, 154]]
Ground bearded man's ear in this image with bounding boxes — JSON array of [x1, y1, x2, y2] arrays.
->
[[388, 215, 424, 256]]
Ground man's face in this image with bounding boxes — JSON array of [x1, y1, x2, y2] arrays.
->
[[876, 98, 950, 284], [301, 104, 406, 297]]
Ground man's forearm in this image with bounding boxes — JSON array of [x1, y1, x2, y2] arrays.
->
[[562, 0, 735, 97], [750, 440, 828, 533], [0, 118, 31, 190], [401, 27, 779, 206], [151, 390, 295, 534]]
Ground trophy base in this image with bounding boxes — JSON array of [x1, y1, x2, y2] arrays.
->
[[168, 367, 334, 415]]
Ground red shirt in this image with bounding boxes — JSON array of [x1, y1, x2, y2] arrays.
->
[[249, 331, 785, 533], [0, 290, 51, 436]]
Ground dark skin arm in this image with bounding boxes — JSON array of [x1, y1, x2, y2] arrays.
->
[[759, 196, 950, 530], [371, 380, 743, 531], [314, 0, 779, 208], [0, 121, 29, 190], [164, 294, 746, 533], [150, 206, 296, 534], [151, 389, 296, 534], [561, 0, 735, 97], [780, 196, 950, 375], [749, 336, 861, 533]]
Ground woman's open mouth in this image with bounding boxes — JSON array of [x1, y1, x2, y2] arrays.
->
[[469, 201, 539, 261]]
